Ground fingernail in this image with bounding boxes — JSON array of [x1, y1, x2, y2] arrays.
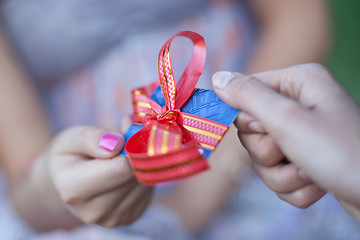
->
[[99, 134, 122, 152], [238, 112, 255, 122], [212, 71, 235, 90], [298, 169, 310, 180], [248, 121, 265, 133]]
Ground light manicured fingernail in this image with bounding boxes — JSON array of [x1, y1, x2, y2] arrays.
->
[[298, 169, 310, 180], [238, 112, 255, 122], [248, 121, 265, 133], [99, 134, 122, 152], [212, 71, 235, 90]]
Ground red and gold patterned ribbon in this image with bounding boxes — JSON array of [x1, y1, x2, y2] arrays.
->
[[125, 31, 229, 185]]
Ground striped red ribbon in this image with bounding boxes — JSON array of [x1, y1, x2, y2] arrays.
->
[[125, 31, 229, 185]]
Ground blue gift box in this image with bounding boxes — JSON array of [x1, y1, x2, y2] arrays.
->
[[121, 86, 239, 158]]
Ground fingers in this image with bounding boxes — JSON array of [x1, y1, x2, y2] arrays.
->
[[55, 155, 135, 201], [277, 183, 327, 208], [67, 178, 153, 228], [69, 179, 139, 225], [212, 71, 312, 137], [52, 125, 125, 159], [235, 111, 265, 134], [252, 63, 336, 102], [252, 162, 312, 194], [252, 158, 325, 208], [217, 64, 340, 113], [212, 66, 331, 210], [213, 69, 320, 168], [238, 132, 283, 166], [77, 155, 135, 196], [212, 64, 337, 134], [98, 184, 154, 228]]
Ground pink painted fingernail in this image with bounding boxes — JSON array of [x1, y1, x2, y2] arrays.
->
[[99, 134, 121, 152]]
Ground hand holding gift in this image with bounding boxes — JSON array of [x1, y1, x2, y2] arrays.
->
[[213, 64, 360, 222]]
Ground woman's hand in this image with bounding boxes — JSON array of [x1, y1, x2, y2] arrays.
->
[[0, 26, 152, 231], [20, 126, 153, 230], [212, 64, 360, 222]]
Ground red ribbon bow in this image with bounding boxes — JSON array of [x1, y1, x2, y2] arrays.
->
[[125, 31, 229, 185]]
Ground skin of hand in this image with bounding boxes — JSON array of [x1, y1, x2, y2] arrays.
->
[[212, 63, 360, 222], [0, 28, 153, 231], [15, 126, 154, 230]]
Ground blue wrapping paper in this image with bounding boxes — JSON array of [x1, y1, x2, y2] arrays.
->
[[121, 86, 239, 158]]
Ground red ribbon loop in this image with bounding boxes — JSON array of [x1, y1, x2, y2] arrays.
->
[[125, 31, 228, 185]]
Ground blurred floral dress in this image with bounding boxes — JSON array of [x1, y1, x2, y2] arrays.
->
[[1, 0, 359, 239]]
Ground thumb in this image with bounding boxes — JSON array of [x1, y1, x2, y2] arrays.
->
[[53, 125, 125, 159], [212, 71, 312, 137]]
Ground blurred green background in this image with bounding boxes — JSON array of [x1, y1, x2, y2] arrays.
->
[[326, 0, 360, 102]]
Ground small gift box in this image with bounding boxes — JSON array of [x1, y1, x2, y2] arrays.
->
[[121, 31, 239, 185]]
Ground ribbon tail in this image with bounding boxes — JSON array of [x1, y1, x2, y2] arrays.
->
[[178, 112, 229, 151], [125, 120, 209, 185], [131, 85, 162, 124]]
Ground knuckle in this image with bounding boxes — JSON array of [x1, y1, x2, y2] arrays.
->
[[299, 201, 312, 208], [254, 137, 280, 166], [256, 144, 276, 165], [119, 219, 132, 226], [114, 203, 141, 226], [275, 102, 303, 128], [101, 220, 118, 229], [296, 63, 333, 83], [124, 216, 137, 225], [281, 101, 301, 118], [266, 175, 288, 193], [278, 190, 315, 209], [57, 183, 80, 206], [292, 194, 314, 209], [60, 189, 81, 205], [118, 211, 136, 226], [56, 179, 82, 205], [82, 210, 107, 225], [277, 193, 287, 202], [255, 166, 289, 193], [296, 202, 313, 209], [126, 205, 148, 225]]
